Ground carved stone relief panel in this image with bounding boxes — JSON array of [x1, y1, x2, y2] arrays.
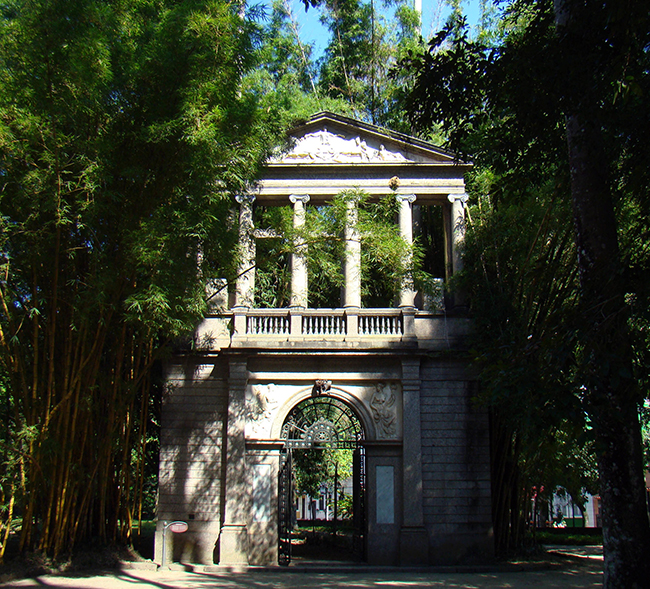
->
[[270, 128, 409, 164], [370, 382, 400, 440], [245, 383, 281, 439], [245, 382, 402, 442]]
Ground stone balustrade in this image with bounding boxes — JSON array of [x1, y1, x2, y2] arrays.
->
[[196, 305, 470, 352], [234, 308, 411, 338]]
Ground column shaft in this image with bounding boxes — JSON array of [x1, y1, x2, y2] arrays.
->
[[289, 194, 310, 308], [397, 194, 416, 308], [235, 195, 256, 307], [343, 195, 361, 308], [447, 193, 468, 277]]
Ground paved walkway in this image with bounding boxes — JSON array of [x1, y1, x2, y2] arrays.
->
[[0, 548, 603, 589]]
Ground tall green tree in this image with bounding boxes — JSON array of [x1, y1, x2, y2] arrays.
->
[[0, 0, 281, 557], [318, 0, 420, 129], [552, 2, 650, 584], [404, 1, 650, 585]]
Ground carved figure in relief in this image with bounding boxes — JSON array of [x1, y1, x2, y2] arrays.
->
[[378, 144, 407, 162], [371, 382, 397, 438], [246, 383, 279, 437], [272, 129, 412, 164], [311, 379, 332, 397]]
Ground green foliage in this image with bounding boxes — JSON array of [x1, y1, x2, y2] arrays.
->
[[402, 0, 650, 568], [251, 0, 357, 128], [533, 528, 603, 546], [334, 493, 353, 519], [0, 0, 285, 556], [318, 0, 421, 129], [293, 448, 353, 497]]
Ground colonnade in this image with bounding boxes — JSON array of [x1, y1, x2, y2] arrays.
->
[[233, 192, 467, 311]]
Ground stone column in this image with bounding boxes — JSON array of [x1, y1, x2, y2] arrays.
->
[[289, 194, 310, 308], [400, 357, 428, 564], [447, 193, 468, 277], [342, 194, 361, 308], [234, 194, 256, 308], [397, 194, 417, 308], [218, 358, 250, 564]]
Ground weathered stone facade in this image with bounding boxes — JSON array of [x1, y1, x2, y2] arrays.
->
[[155, 113, 493, 567]]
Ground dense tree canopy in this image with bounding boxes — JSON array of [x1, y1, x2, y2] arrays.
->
[[2, 0, 649, 583], [403, 0, 650, 585], [0, 0, 285, 558]]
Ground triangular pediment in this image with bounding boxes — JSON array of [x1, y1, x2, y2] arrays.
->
[[268, 112, 457, 165]]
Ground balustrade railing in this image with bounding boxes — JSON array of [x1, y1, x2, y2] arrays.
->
[[232, 307, 415, 339], [246, 311, 290, 335], [358, 313, 403, 336], [302, 312, 346, 335]]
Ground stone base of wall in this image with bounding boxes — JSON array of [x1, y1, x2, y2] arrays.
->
[[154, 520, 221, 566], [427, 528, 495, 565]]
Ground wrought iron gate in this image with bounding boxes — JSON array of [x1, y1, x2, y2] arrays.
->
[[278, 394, 367, 565], [278, 448, 293, 566]]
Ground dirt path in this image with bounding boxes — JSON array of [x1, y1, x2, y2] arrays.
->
[[1, 548, 603, 589]]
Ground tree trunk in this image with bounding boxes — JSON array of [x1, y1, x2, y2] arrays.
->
[[553, 1, 650, 581], [552, 16, 650, 589]]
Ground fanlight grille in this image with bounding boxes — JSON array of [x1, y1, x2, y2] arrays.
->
[[281, 395, 364, 449]]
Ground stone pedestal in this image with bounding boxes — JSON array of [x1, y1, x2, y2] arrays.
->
[[218, 524, 250, 565], [400, 526, 429, 565]]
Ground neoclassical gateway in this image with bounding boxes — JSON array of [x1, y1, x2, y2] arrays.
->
[[154, 112, 493, 567]]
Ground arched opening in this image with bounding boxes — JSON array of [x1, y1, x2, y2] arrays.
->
[[278, 394, 366, 566]]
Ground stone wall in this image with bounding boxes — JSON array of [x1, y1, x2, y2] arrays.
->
[[155, 358, 228, 565], [420, 359, 493, 563], [155, 353, 494, 566]]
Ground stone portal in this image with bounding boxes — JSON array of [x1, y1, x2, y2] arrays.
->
[[155, 112, 493, 567]]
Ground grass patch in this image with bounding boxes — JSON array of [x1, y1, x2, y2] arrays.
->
[[534, 528, 603, 545]]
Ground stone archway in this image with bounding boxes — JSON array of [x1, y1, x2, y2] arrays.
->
[[281, 394, 365, 449], [278, 394, 367, 566]]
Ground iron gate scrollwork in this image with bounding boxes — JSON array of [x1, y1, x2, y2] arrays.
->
[[278, 448, 293, 566], [280, 395, 364, 449], [277, 394, 366, 565]]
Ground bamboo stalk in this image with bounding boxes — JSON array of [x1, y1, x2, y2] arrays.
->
[[0, 487, 15, 563]]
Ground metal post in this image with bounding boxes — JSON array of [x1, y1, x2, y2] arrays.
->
[[333, 462, 338, 537]]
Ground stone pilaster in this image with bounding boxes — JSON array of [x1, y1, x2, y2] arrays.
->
[[218, 358, 250, 564], [342, 194, 361, 308], [397, 194, 417, 308], [235, 194, 256, 308], [289, 194, 310, 308], [400, 357, 428, 564]]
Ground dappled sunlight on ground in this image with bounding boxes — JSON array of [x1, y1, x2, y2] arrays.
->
[[1, 559, 603, 589]]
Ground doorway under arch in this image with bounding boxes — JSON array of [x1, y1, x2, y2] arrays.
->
[[278, 394, 366, 566]]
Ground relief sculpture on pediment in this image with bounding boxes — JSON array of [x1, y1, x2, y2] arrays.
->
[[272, 128, 408, 164]]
